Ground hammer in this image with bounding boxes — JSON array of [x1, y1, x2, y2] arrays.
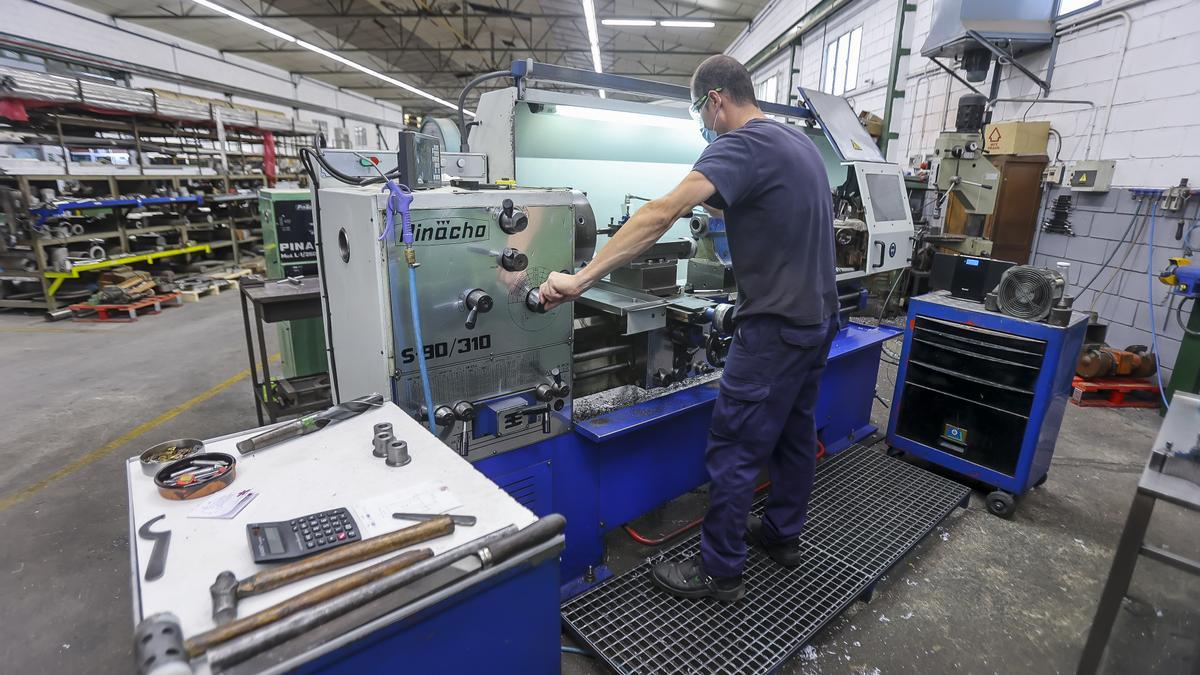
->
[[210, 516, 453, 624]]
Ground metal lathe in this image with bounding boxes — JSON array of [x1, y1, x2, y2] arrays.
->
[[315, 61, 911, 591]]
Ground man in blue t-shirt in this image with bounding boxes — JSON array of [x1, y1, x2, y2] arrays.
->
[[538, 54, 838, 601]]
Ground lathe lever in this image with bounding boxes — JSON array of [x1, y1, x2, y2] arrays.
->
[[464, 289, 493, 329]]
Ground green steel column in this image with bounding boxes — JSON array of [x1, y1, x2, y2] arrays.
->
[[1166, 303, 1200, 402], [879, 0, 916, 157]]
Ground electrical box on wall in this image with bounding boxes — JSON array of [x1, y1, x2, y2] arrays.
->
[[1042, 164, 1064, 185], [1069, 160, 1116, 192]]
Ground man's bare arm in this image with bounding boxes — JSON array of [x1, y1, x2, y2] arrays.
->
[[538, 171, 717, 308]]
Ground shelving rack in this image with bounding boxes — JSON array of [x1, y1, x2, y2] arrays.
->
[[0, 65, 317, 311]]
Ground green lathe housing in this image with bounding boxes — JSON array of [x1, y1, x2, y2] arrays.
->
[[260, 188, 327, 378]]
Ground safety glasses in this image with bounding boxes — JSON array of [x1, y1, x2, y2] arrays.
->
[[688, 87, 722, 123]]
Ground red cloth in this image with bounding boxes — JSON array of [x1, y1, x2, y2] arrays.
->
[[0, 99, 29, 122], [262, 130, 277, 184]]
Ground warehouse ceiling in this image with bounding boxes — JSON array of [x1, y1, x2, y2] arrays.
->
[[70, 0, 769, 116]]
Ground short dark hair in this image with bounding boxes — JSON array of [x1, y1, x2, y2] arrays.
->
[[691, 55, 757, 106]]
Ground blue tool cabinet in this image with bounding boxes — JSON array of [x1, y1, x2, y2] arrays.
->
[[886, 292, 1087, 517]]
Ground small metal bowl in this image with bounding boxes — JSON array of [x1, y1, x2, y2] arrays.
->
[[154, 453, 237, 500], [140, 438, 204, 477]]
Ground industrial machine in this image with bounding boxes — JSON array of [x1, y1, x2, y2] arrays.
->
[[260, 188, 326, 379], [887, 290, 1087, 518], [930, 95, 1000, 234], [318, 184, 584, 456], [317, 61, 912, 589]]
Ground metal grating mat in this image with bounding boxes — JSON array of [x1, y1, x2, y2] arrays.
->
[[561, 443, 971, 674]]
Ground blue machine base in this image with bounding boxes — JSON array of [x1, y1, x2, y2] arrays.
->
[[477, 324, 898, 595], [291, 547, 561, 674]]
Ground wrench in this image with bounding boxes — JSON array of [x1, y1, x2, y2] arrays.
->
[[138, 514, 171, 582]]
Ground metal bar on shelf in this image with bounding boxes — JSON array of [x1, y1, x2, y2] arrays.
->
[[576, 363, 630, 380], [573, 345, 632, 362], [41, 244, 213, 279]]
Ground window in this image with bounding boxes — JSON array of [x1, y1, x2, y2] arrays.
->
[[821, 26, 862, 96], [1056, 0, 1099, 18], [755, 75, 779, 105]]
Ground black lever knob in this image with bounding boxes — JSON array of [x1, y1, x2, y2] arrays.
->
[[498, 198, 528, 234], [525, 288, 548, 313], [548, 367, 569, 397], [433, 406, 456, 427], [464, 288, 493, 329], [499, 247, 529, 272], [452, 400, 476, 421]]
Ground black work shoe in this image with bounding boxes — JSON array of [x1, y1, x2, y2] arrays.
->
[[649, 554, 746, 602], [746, 516, 804, 567]]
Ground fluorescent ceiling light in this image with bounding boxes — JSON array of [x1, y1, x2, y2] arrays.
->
[[555, 105, 694, 130], [188, 0, 470, 115], [660, 20, 716, 28], [580, 0, 606, 99], [601, 19, 657, 26]]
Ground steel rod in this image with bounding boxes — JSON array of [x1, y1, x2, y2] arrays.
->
[[576, 363, 630, 380], [204, 525, 519, 669], [573, 345, 632, 361]]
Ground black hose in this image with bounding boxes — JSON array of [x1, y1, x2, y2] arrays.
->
[[1077, 201, 1145, 296], [299, 147, 400, 187], [299, 149, 341, 401], [457, 70, 510, 153]]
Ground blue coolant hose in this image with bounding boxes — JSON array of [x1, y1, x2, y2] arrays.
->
[[381, 179, 437, 433], [409, 264, 437, 434], [1146, 201, 1171, 409]]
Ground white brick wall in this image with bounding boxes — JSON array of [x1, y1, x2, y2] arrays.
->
[[733, 0, 1199, 383], [10, 0, 407, 141]]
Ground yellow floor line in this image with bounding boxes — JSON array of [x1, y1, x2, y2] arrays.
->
[[0, 354, 281, 512]]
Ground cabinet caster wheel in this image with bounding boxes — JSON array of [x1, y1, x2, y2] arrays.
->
[[885, 446, 904, 458], [986, 490, 1016, 518], [1034, 473, 1048, 488]]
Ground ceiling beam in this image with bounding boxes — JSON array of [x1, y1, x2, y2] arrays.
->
[[293, 70, 694, 77], [224, 47, 715, 55], [113, 12, 749, 23]]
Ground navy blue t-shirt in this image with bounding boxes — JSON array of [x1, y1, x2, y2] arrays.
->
[[692, 118, 837, 326]]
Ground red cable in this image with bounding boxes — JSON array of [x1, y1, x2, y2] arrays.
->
[[624, 438, 826, 547]]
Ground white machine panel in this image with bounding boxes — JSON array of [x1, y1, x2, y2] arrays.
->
[[318, 149, 399, 184], [845, 163, 914, 279]]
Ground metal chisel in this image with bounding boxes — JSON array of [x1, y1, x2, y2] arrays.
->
[[393, 512, 477, 526]]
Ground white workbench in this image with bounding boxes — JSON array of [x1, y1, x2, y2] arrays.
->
[[125, 402, 537, 641]]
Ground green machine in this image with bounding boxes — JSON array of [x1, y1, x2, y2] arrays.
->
[[260, 189, 327, 378]]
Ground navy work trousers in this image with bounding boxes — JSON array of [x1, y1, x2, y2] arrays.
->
[[699, 313, 838, 579]]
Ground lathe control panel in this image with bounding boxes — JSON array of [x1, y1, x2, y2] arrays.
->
[[318, 185, 586, 460]]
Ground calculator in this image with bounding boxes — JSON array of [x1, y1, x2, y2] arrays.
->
[[246, 508, 361, 563]]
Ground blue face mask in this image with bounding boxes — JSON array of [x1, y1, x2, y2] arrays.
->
[[700, 126, 719, 144]]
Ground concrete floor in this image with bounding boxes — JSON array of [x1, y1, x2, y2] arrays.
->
[[0, 293, 1196, 673]]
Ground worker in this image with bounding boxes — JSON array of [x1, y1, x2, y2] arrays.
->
[[538, 54, 838, 601]]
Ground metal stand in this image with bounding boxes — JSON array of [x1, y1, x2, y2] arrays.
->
[[238, 276, 330, 424], [1078, 445, 1200, 672]]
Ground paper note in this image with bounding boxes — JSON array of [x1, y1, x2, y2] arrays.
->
[[354, 481, 462, 535], [188, 488, 259, 519]]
